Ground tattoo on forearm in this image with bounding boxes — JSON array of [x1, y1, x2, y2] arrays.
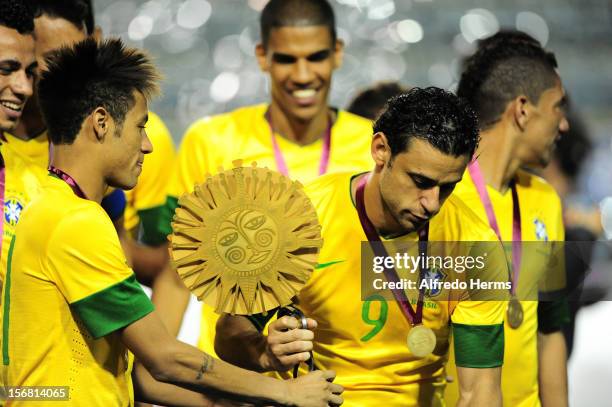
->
[[196, 354, 214, 380]]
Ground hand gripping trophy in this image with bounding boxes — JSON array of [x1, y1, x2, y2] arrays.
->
[[169, 160, 322, 376]]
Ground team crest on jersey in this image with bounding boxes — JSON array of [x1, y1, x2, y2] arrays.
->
[[422, 267, 446, 298], [534, 218, 548, 241], [4, 197, 24, 227]]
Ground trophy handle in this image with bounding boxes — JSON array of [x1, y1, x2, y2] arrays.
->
[[277, 305, 316, 377]]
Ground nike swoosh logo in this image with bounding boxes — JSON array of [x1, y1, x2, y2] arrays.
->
[[315, 260, 345, 270]]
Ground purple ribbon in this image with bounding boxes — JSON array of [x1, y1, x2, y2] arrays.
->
[[355, 173, 429, 326], [48, 166, 88, 200], [467, 160, 522, 296], [266, 109, 332, 177]]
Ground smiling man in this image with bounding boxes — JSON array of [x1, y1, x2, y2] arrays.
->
[[151, 0, 374, 353], [0, 0, 37, 287], [0, 0, 35, 135], [4, 0, 177, 287], [0, 0, 133, 287]]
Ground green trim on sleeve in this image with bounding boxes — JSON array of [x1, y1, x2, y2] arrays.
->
[[70, 274, 154, 339], [141, 196, 178, 246], [138, 204, 172, 246], [315, 260, 345, 270], [246, 308, 278, 332], [452, 323, 504, 368], [2, 236, 16, 365], [537, 299, 570, 334]]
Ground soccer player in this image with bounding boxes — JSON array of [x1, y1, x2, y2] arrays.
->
[[120, 108, 176, 285], [216, 88, 509, 406], [444, 31, 570, 407], [2, 37, 342, 407], [0, 0, 35, 135], [152, 0, 373, 351], [0, 0, 128, 286], [0, 0, 37, 285], [22, 0, 174, 284]]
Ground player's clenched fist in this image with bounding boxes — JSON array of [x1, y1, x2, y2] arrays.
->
[[286, 370, 343, 407], [263, 316, 317, 372]]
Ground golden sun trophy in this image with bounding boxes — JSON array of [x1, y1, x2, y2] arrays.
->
[[169, 161, 323, 316]]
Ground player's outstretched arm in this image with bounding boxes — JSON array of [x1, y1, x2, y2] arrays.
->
[[122, 310, 343, 407], [456, 366, 502, 407], [133, 361, 269, 406], [151, 260, 191, 336], [216, 314, 317, 373], [132, 362, 217, 406], [537, 331, 568, 407]]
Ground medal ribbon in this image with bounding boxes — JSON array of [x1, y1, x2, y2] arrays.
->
[[48, 166, 88, 200], [266, 109, 332, 177], [467, 160, 522, 296], [355, 173, 429, 326]]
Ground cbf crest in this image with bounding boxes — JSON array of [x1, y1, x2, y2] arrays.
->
[[422, 267, 446, 298], [534, 218, 548, 241], [4, 197, 24, 227]]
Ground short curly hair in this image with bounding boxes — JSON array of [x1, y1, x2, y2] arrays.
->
[[457, 30, 559, 130], [0, 0, 35, 34], [374, 87, 480, 159]]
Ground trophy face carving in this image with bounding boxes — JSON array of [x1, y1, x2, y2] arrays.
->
[[216, 208, 278, 272], [170, 161, 323, 315]]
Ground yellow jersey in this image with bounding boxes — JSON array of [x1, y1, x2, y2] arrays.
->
[[123, 112, 175, 244], [250, 172, 507, 407], [445, 168, 566, 407], [0, 132, 49, 282], [156, 104, 374, 354], [1, 175, 154, 406], [0, 131, 129, 283]]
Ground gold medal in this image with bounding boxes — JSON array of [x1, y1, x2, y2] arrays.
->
[[406, 324, 436, 358], [169, 161, 323, 315], [506, 296, 524, 329]]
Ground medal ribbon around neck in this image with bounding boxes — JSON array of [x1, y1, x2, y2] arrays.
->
[[468, 160, 522, 296], [355, 173, 429, 327], [48, 166, 88, 200], [265, 108, 332, 177]]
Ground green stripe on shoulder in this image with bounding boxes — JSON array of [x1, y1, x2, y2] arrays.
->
[[452, 322, 504, 368], [138, 204, 172, 246], [2, 236, 16, 365], [70, 274, 154, 339], [537, 299, 570, 334], [141, 196, 178, 246]]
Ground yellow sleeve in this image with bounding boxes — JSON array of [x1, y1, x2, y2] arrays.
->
[[168, 118, 226, 198], [126, 113, 177, 244], [449, 216, 509, 368], [133, 112, 176, 212], [46, 207, 153, 338], [152, 118, 227, 244], [538, 190, 569, 331]]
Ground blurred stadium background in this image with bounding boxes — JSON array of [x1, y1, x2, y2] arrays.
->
[[92, 1, 612, 405]]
